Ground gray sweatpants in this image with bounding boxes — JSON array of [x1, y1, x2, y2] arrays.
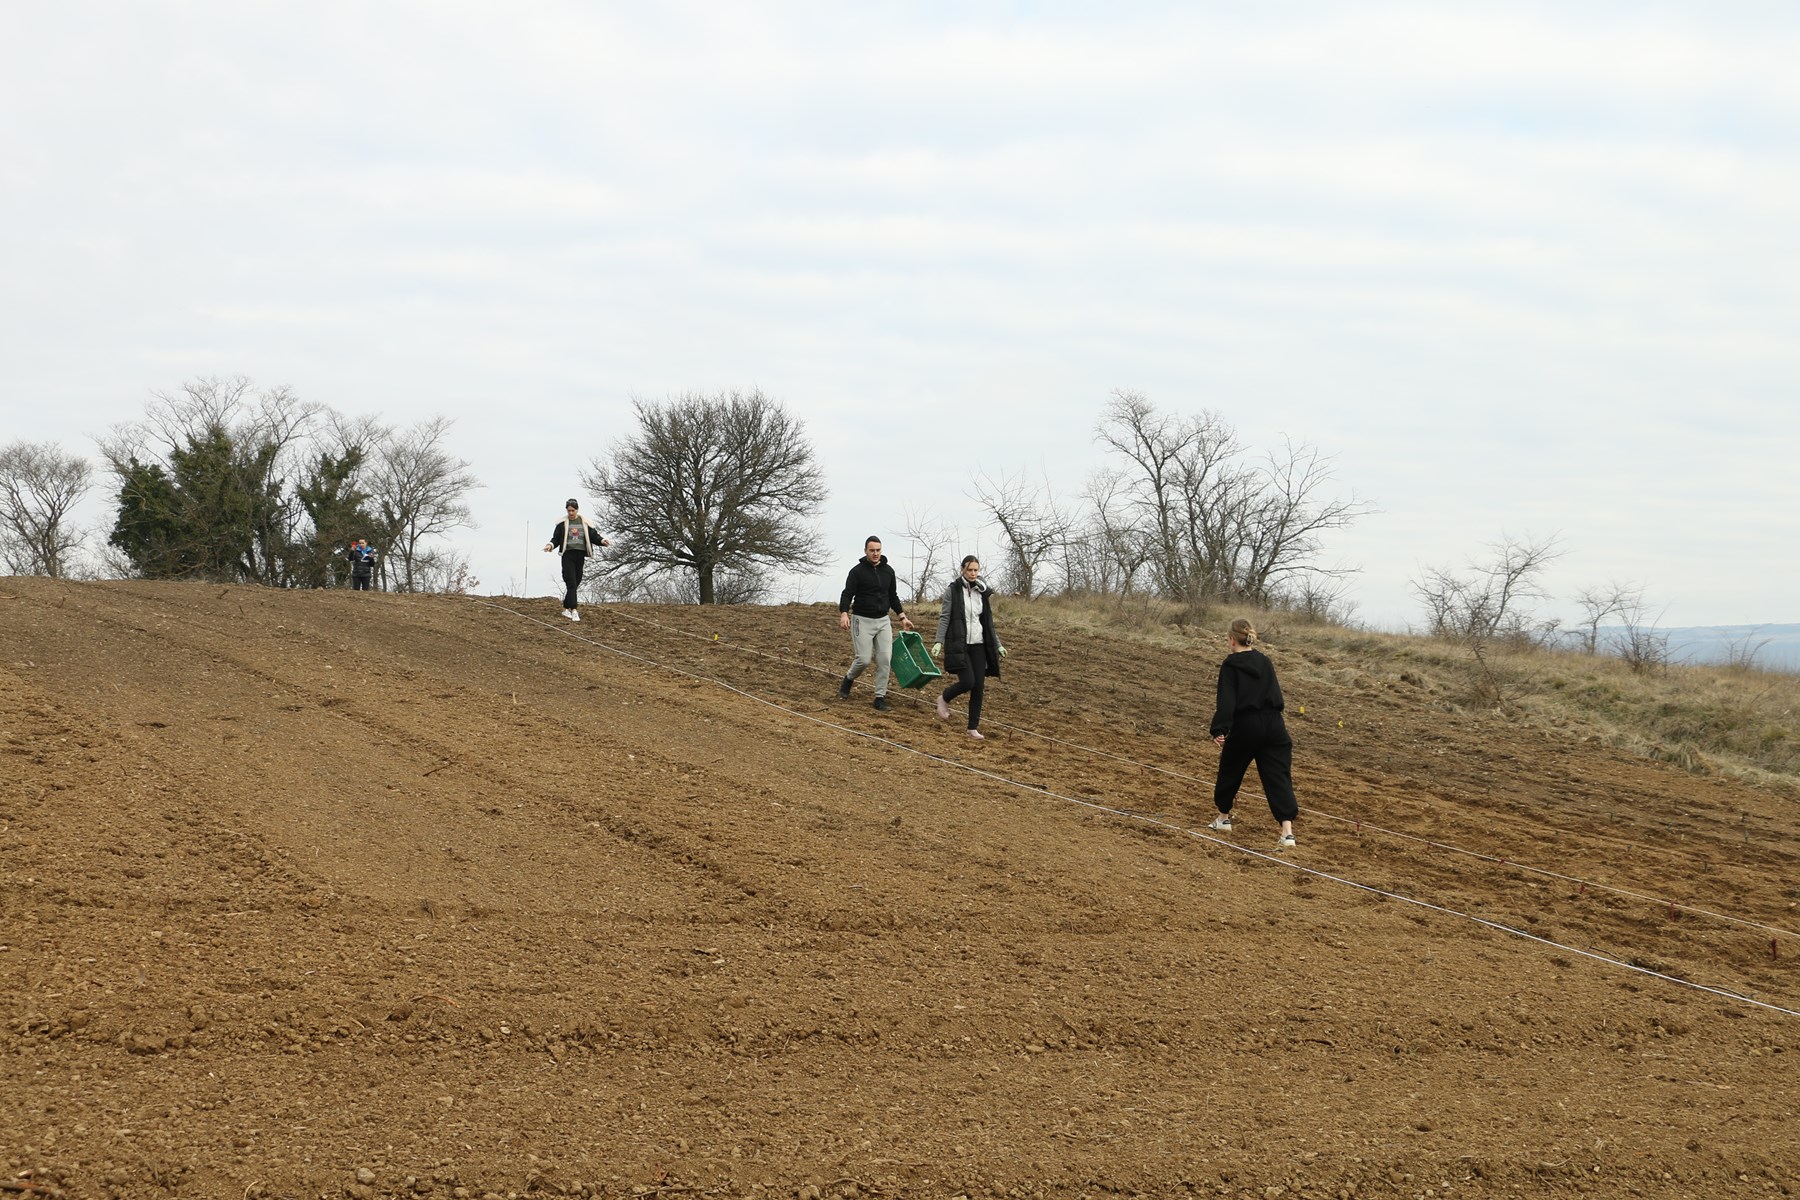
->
[[845, 614, 894, 697]]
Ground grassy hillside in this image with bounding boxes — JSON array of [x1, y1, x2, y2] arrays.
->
[[1013, 593, 1800, 796]]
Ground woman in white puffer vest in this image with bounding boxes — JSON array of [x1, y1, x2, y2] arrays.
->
[[931, 555, 1007, 740]]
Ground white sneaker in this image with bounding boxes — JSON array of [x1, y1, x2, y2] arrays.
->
[[935, 695, 951, 721], [569, 609, 581, 622], [1276, 832, 1296, 850], [967, 729, 984, 740], [1208, 814, 1233, 832]]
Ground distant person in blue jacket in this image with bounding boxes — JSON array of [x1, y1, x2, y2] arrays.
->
[[348, 539, 378, 591], [1208, 618, 1300, 850]]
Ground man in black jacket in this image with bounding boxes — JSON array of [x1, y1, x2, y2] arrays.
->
[[837, 535, 913, 711]]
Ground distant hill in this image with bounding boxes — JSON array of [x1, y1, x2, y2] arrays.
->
[[1599, 623, 1800, 672]]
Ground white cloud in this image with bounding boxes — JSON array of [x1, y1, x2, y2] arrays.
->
[[4, 2, 1799, 626]]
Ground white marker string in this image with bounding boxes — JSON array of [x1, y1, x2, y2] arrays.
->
[[472, 599, 1800, 1021], [585, 604, 1800, 943]]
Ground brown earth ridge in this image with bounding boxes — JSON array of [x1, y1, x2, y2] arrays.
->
[[1, 578, 1796, 1200]]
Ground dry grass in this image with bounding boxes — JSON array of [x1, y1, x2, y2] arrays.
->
[[1009, 591, 1224, 647], [1005, 593, 1800, 794]]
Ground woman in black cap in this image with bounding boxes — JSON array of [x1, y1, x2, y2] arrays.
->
[[543, 499, 609, 622]]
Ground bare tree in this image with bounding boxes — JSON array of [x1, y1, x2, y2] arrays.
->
[[1412, 533, 1563, 655], [1170, 416, 1253, 601], [1229, 437, 1372, 604], [582, 389, 828, 604], [0, 440, 93, 577], [1614, 595, 1671, 675], [968, 471, 1070, 598], [1095, 390, 1193, 597], [412, 547, 481, 595], [369, 416, 479, 592], [900, 505, 957, 603], [1280, 573, 1359, 625], [1061, 468, 1152, 596], [1096, 391, 1246, 599], [1722, 627, 1772, 672], [324, 411, 392, 469], [1094, 391, 1367, 605], [1574, 581, 1645, 654]]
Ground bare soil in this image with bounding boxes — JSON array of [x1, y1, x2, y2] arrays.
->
[[2, 579, 1796, 1200]]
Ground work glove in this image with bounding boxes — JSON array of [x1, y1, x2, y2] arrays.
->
[[997, 645, 1008, 658], [930, 642, 942, 658]]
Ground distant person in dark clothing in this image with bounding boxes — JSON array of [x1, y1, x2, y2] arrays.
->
[[543, 499, 609, 622], [931, 555, 1007, 739], [1209, 618, 1299, 850], [348, 539, 377, 591], [837, 535, 913, 711]]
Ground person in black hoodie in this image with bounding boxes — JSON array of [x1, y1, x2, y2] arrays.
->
[[836, 535, 913, 710], [930, 555, 1007, 739], [1208, 618, 1299, 850]]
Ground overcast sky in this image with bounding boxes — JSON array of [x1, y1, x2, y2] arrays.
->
[[5, 2, 1797, 629]]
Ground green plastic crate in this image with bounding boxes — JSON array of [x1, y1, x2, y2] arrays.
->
[[890, 630, 943, 689]]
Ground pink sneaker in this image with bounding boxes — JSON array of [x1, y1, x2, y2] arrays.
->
[[935, 695, 950, 720], [967, 729, 984, 740]]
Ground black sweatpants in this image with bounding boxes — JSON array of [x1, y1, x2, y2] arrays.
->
[[351, 574, 371, 591], [942, 644, 989, 730], [1213, 712, 1299, 823], [561, 553, 587, 610]]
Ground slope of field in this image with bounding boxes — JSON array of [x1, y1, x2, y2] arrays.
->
[[1, 579, 1796, 1200]]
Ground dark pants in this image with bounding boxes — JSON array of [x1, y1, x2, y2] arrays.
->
[[942, 644, 989, 730], [561, 553, 586, 609], [351, 574, 372, 591], [1214, 713, 1299, 822]]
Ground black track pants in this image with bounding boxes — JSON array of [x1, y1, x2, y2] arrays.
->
[[1213, 713, 1299, 823], [942, 644, 989, 729], [561, 553, 586, 610]]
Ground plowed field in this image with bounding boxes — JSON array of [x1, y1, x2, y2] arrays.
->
[[2, 579, 1796, 1199]]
